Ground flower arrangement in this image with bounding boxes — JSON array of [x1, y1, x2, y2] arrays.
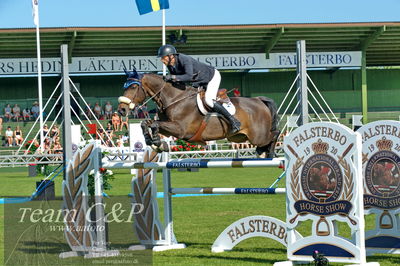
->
[[87, 167, 115, 196], [25, 139, 40, 154], [171, 139, 205, 152]]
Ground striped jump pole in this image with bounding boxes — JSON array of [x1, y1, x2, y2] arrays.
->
[[170, 187, 286, 195], [103, 157, 285, 169]]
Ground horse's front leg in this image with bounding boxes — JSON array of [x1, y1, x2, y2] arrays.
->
[[150, 120, 185, 152], [140, 120, 153, 146], [150, 121, 162, 147], [148, 121, 172, 152]]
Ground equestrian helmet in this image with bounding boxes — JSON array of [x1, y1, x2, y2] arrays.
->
[[157, 44, 177, 57]]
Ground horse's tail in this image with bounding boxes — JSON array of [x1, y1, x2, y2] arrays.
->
[[258, 96, 279, 131]]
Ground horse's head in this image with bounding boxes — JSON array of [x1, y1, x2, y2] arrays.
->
[[118, 69, 146, 117]]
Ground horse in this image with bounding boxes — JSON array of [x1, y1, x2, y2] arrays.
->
[[118, 70, 280, 157]]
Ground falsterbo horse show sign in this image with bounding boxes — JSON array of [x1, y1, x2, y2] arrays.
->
[[358, 120, 400, 255], [281, 122, 373, 265]]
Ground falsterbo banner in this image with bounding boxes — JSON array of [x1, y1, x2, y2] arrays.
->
[[0, 51, 362, 76]]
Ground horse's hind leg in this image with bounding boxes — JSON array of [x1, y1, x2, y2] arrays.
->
[[256, 130, 280, 158]]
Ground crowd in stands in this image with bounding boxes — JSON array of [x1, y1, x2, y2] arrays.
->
[[2, 102, 40, 123], [85, 102, 150, 120], [3, 125, 24, 147]]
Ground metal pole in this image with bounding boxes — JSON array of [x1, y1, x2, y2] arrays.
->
[[296, 40, 308, 126], [61, 44, 73, 178], [162, 9, 166, 76], [94, 141, 106, 251], [361, 50, 368, 124], [162, 153, 174, 246], [33, 1, 45, 151]]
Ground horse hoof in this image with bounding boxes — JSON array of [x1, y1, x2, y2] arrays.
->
[[150, 144, 160, 152], [160, 141, 169, 152], [150, 143, 168, 153], [257, 153, 267, 158]]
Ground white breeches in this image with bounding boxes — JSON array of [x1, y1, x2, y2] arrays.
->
[[205, 69, 221, 108]]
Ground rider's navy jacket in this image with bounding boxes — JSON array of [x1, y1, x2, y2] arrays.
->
[[167, 53, 215, 87]]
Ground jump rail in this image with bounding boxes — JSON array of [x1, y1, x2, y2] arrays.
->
[[170, 187, 286, 194], [102, 157, 285, 169]]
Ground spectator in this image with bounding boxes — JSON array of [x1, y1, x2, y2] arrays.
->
[[23, 108, 32, 121], [116, 135, 124, 147], [85, 103, 93, 120], [233, 87, 241, 97], [93, 102, 102, 119], [120, 115, 129, 131], [104, 101, 113, 119], [31, 101, 40, 119], [131, 106, 139, 119], [5, 126, 14, 146], [141, 104, 150, 119], [43, 124, 49, 139], [53, 138, 63, 160], [50, 125, 60, 139], [4, 104, 12, 122], [14, 126, 24, 146], [43, 138, 52, 154], [12, 104, 21, 122], [111, 112, 121, 131], [105, 122, 114, 140], [122, 132, 129, 144], [96, 128, 105, 142]]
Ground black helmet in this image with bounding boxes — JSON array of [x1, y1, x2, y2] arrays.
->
[[157, 44, 177, 57]]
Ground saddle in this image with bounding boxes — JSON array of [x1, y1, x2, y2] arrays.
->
[[190, 88, 236, 143], [196, 88, 236, 115]]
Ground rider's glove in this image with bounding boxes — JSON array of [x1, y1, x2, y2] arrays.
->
[[164, 74, 176, 82]]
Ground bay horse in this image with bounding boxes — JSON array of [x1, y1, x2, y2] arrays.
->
[[118, 70, 280, 157]]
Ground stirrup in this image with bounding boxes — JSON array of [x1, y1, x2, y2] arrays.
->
[[230, 120, 241, 133]]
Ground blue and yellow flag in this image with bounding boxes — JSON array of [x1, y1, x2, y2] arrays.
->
[[135, 0, 169, 15]]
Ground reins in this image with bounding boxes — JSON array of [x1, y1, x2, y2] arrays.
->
[[162, 90, 198, 111], [137, 79, 167, 111]]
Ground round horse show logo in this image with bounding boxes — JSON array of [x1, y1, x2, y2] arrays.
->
[[365, 137, 400, 198], [301, 139, 343, 203], [133, 141, 144, 152]]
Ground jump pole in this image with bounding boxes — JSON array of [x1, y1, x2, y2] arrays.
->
[[102, 157, 285, 169], [170, 187, 286, 195]]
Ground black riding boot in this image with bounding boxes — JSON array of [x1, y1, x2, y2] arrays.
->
[[212, 101, 241, 134]]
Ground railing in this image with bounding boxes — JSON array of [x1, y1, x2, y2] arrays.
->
[[169, 148, 257, 159], [0, 154, 63, 167]]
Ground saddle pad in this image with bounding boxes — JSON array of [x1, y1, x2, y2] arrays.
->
[[196, 94, 236, 116]]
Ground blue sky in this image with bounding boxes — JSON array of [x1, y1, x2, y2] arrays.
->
[[0, 0, 399, 28]]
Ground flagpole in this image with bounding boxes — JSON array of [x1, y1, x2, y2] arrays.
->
[[162, 9, 166, 76], [34, 1, 45, 151]]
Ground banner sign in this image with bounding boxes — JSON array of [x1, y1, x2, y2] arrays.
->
[[0, 51, 362, 76]]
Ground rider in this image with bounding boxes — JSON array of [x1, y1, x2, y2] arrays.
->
[[157, 44, 241, 134]]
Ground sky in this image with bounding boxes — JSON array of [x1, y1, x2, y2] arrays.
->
[[0, 0, 399, 29]]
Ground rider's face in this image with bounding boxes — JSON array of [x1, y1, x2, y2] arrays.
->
[[161, 54, 175, 66]]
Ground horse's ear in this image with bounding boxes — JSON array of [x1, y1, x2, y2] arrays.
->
[[124, 68, 129, 76]]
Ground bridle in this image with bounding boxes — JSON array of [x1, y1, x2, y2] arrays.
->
[[118, 76, 167, 111]]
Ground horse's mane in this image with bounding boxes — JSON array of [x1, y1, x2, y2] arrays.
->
[[144, 73, 197, 92]]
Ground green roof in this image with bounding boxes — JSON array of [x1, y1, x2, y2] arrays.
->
[[0, 22, 399, 66]]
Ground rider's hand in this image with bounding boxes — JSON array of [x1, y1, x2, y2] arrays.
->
[[163, 74, 176, 82]]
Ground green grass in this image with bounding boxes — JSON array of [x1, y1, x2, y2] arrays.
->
[[0, 167, 399, 265]]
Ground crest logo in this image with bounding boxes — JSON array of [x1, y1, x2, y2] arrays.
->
[[365, 137, 400, 199], [133, 141, 144, 152], [290, 138, 355, 236]]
